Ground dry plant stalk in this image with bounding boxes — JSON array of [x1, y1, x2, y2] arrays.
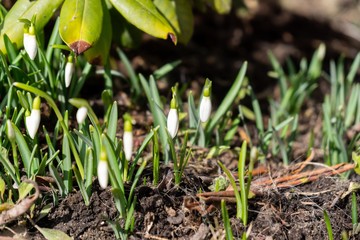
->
[[189, 154, 355, 214], [0, 180, 39, 225]]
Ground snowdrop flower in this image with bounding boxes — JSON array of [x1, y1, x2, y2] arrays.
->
[[23, 24, 37, 60], [26, 96, 41, 139], [76, 106, 88, 124], [167, 97, 179, 138], [123, 117, 133, 161], [98, 146, 109, 189], [65, 55, 75, 88], [199, 83, 212, 123]]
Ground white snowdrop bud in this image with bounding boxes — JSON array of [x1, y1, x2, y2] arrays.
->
[[65, 55, 75, 88], [76, 106, 88, 124], [199, 86, 212, 122], [123, 119, 133, 161], [167, 97, 179, 139], [98, 147, 109, 189], [23, 24, 37, 60], [26, 96, 41, 139]]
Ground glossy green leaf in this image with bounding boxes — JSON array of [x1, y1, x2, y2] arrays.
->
[[0, 0, 63, 54], [211, 0, 232, 14], [109, 0, 177, 44], [154, 0, 193, 44], [110, 9, 142, 49], [84, 0, 111, 65], [59, 0, 103, 54]]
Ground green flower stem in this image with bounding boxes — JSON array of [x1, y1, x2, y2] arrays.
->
[[123, 158, 128, 182], [11, 142, 20, 182], [13, 82, 84, 179]]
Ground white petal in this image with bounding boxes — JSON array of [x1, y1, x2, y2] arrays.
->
[[76, 107, 88, 124], [97, 160, 108, 189], [65, 62, 75, 88], [123, 131, 133, 161], [167, 108, 179, 138], [26, 109, 41, 139], [199, 96, 212, 122], [23, 33, 37, 60]]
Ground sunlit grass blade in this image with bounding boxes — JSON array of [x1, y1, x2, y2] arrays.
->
[[153, 60, 181, 79], [69, 62, 92, 98], [107, 101, 118, 142], [152, 128, 160, 185], [11, 122, 31, 174], [323, 210, 334, 240], [221, 200, 234, 240], [3, 34, 18, 64], [218, 160, 242, 219], [102, 134, 124, 191], [84, 147, 94, 197], [268, 51, 287, 97], [72, 164, 90, 206], [62, 134, 72, 195], [0, 148, 19, 185], [128, 129, 155, 179], [345, 84, 360, 128], [249, 87, 264, 134], [49, 163, 65, 197], [128, 159, 147, 204], [125, 197, 136, 232], [352, 192, 358, 227], [308, 43, 325, 79], [111, 188, 126, 218], [139, 74, 168, 160], [117, 47, 141, 98], [238, 141, 248, 225], [187, 91, 198, 128], [346, 52, 360, 86], [150, 75, 163, 109]]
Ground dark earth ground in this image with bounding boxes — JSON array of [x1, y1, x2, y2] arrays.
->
[[2, 0, 360, 239]]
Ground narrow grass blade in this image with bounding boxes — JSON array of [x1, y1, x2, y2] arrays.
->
[[85, 147, 94, 197], [238, 141, 248, 225], [102, 134, 124, 192], [188, 91, 198, 128], [128, 159, 147, 204], [12, 122, 31, 173], [128, 130, 155, 179], [206, 62, 247, 135], [323, 210, 334, 240], [62, 134, 72, 195], [0, 148, 19, 185], [49, 163, 65, 197], [153, 60, 181, 79], [152, 128, 160, 185], [117, 47, 141, 98], [221, 200, 234, 240], [218, 161, 242, 219], [106, 101, 118, 142], [72, 164, 89, 206], [352, 192, 358, 227]]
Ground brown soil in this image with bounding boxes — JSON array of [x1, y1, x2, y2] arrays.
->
[[2, 1, 360, 239]]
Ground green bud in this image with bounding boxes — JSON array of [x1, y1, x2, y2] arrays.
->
[[33, 96, 41, 110]]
